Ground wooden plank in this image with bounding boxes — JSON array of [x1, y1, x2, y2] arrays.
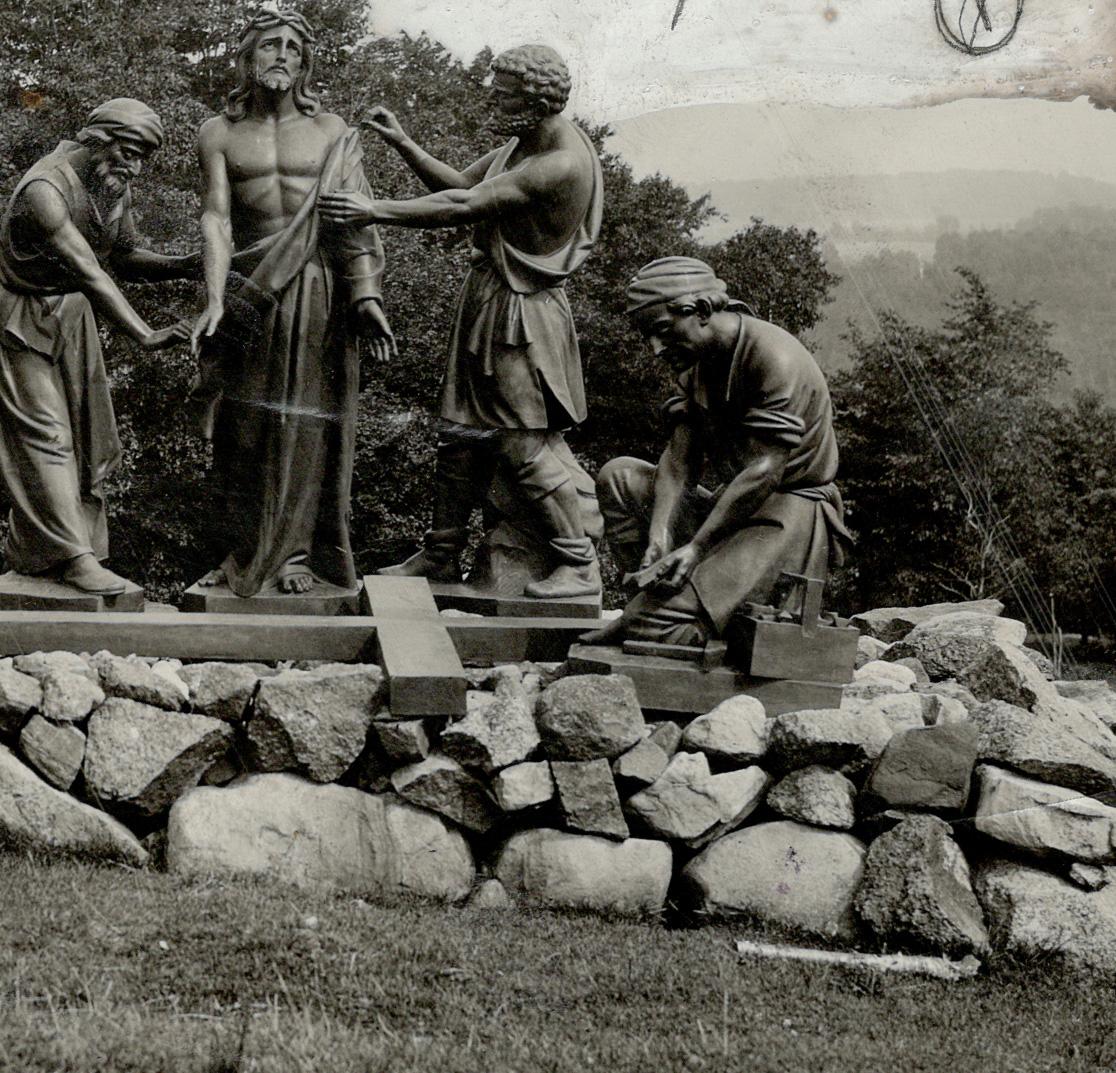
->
[[362, 577, 467, 717], [0, 611, 379, 662], [428, 581, 602, 620], [0, 609, 606, 666], [444, 617, 600, 664], [566, 643, 844, 715]]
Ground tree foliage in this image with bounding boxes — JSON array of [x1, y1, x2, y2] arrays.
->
[[831, 269, 1116, 636], [0, 0, 838, 599]]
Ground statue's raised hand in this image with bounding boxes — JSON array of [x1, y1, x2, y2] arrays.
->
[[361, 106, 407, 147]]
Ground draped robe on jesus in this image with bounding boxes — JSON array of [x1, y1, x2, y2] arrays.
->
[[195, 128, 384, 597]]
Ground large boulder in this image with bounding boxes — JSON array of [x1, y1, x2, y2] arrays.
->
[[612, 738, 669, 795], [970, 700, 1116, 796], [0, 668, 42, 738], [681, 821, 865, 939], [954, 642, 1060, 712], [863, 721, 978, 813], [973, 765, 1116, 863], [680, 695, 767, 766], [766, 766, 856, 830], [247, 668, 384, 782], [390, 754, 500, 834], [535, 674, 645, 761], [685, 766, 770, 850], [626, 751, 722, 842], [839, 691, 927, 734], [854, 660, 917, 690], [851, 600, 1004, 644], [974, 859, 1116, 975], [13, 651, 97, 684], [19, 715, 85, 792], [855, 635, 890, 667], [1053, 680, 1116, 732], [94, 652, 188, 711], [495, 828, 672, 915], [766, 708, 892, 772], [179, 662, 262, 722], [40, 671, 104, 724], [0, 745, 146, 866], [374, 720, 430, 765], [884, 612, 1026, 679], [167, 774, 474, 900], [854, 815, 988, 957], [83, 699, 234, 817], [440, 679, 540, 774], [493, 760, 555, 811], [551, 759, 628, 839]]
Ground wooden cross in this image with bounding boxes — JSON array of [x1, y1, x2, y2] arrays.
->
[[0, 578, 597, 717]]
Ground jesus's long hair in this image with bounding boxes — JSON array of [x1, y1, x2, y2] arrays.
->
[[224, 10, 321, 121]]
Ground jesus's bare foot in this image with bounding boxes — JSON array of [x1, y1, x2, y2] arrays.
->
[[278, 559, 315, 594], [198, 567, 226, 587], [61, 554, 128, 596]]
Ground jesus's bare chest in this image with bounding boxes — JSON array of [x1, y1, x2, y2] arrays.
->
[[223, 120, 336, 219]]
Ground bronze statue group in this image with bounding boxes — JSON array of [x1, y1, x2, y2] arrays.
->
[[0, 9, 849, 652]]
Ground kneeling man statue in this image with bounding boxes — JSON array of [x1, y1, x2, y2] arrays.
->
[[586, 256, 852, 648]]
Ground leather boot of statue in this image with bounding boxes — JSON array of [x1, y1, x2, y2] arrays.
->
[[378, 438, 483, 582], [505, 435, 601, 599]]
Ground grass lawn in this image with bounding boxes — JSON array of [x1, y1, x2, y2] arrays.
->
[[1, 855, 1114, 1073]]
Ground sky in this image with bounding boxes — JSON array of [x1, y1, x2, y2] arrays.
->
[[366, 0, 1116, 119], [363, 0, 1116, 189]]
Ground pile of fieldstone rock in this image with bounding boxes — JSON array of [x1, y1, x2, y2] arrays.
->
[[1, 597, 1115, 973]]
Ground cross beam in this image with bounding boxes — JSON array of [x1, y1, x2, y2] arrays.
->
[[0, 576, 597, 673]]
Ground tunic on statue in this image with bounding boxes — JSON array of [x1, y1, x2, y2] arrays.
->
[[0, 142, 129, 574], [599, 314, 854, 644], [678, 314, 853, 632], [195, 129, 385, 598], [440, 125, 604, 430]]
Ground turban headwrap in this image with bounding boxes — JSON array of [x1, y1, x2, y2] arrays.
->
[[625, 256, 754, 316], [76, 98, 164, 151]]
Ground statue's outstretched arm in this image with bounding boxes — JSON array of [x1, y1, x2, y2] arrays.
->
[[363, 105, 499, 192], [24, 181, 186, 350]]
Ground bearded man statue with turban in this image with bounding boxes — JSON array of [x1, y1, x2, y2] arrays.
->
[[0, 98, 194, 599], [583, 256, 853, 649]]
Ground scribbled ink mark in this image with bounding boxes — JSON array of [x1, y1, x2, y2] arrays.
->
[[671, 0, 687, 30], [934, 0, 1024, 56]]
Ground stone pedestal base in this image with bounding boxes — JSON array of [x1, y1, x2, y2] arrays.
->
[[182, 579, 360, 616], [0, 571, 144, 612], [428, 581, 602, 620]]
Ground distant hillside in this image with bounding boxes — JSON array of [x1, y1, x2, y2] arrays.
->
[[804, 204, 1116, 405], [700, 170, 1116, 243]]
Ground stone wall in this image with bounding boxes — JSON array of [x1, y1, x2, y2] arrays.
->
[[2, 601, 1115, 973]]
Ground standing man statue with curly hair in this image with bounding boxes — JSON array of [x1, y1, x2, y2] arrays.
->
[[320, 44, 604, 601], [191, 9, 394, 604], [0, 98, 193, 601]]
